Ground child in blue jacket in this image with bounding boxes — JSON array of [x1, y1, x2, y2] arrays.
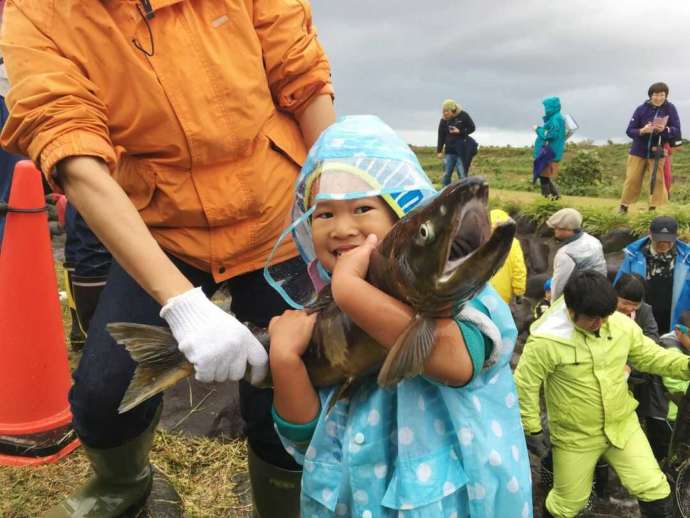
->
[[268, 115, 532, 517]]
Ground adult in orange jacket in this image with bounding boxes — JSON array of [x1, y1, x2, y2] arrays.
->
[[0, 1, 335, 516]]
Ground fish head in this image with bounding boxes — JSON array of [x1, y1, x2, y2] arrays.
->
[[377, 177, 516, 313]]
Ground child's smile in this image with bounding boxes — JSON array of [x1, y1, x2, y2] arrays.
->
[[311, 196, 397, 272]]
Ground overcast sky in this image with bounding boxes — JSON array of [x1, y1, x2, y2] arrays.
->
[[311, 1, 690, 147]]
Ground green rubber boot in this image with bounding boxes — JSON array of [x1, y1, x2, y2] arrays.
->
[[43, 406, 161, 518], [248, 444, 301, 518]]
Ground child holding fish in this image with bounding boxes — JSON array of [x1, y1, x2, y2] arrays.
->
[[267, 115, 532, 517]]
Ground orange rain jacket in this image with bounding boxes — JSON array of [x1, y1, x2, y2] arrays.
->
[[0, 0, 333, 280]]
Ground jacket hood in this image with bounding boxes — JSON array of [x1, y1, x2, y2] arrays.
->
[[490, 209, 511, 228], [543, 96, 561, 117], [529, 298, 576, 345]]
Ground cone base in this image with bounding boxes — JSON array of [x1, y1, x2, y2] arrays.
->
[[0, 405, 73, 435], [0, 438, 81, 467]]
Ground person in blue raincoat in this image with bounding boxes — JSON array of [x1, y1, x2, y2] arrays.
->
[[267, 115, 533, 517], [614, 216, 690, 335], [532, 96, 566, 200]]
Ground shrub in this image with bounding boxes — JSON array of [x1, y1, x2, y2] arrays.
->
[[558, 150, 603, 196]]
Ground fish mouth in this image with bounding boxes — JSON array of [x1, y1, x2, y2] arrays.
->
[[435, 178, 490, 280], [434, 181, 515, 301]]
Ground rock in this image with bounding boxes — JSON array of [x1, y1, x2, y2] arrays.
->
[[600, 228, 637, 254], [526, 272, 550, 300], [515, 214, 537, 235], [520, 237, 552, 275], [605, 251, 625, 282]]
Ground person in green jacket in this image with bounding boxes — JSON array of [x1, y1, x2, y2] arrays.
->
[[661, 311, 690, 423], [515, 270, 690, 518]]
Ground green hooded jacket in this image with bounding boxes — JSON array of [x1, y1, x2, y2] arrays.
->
[[515, 297, 690, 451], [533, 96, 566, 161]]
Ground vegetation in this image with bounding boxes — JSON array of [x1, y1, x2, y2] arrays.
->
[[414, 140, 690, 202], [489, 194, 690, 241]]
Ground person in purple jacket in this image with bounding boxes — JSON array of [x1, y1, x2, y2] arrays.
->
[[619, 82, 682, 214]]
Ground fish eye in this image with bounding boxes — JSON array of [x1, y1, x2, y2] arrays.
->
[[418, 222, 435, 242]]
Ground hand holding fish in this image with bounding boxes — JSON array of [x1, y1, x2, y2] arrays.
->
[[160, 286, 268, 384], [268, 310, 318, 360]]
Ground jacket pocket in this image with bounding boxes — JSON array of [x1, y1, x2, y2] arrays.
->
[[381, 446, 469, 510], [112, 155, 156, 211], [261, 110, 307, 168]]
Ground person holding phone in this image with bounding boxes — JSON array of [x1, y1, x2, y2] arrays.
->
[[619, 82, 682, 213], [436, 99, 477, 185]]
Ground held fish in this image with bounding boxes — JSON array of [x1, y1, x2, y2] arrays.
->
[[109, 177, 516, 413]]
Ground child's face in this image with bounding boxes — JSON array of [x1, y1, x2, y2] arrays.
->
[[617, 297, 641, 317], [311, 196, 397, 272]]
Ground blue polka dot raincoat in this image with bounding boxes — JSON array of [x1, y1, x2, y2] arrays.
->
[[277, 285, 533, 517]]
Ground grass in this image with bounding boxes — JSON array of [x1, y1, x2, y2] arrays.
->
[[414, 140, 690, 202]]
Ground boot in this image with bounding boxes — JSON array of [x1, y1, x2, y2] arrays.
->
[[63, 263, 86, 351], [43, 406, 161, 518], [71, 273, 108, 339], [248, 443, 301, 518], [540, 180, 551, 198], [638, 495, 673, 518]]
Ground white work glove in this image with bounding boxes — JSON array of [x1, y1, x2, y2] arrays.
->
[[160, 287, 268, 384]]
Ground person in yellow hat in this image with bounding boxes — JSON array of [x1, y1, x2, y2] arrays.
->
[[489, 209, 527, 304]]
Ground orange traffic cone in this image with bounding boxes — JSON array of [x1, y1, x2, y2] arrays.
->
[[0, 161, 80, 466]]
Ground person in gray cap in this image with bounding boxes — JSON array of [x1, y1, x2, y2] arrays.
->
[[547, 208, 607, 300], [615, 216, 690, 334]]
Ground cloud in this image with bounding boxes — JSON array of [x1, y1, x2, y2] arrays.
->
[[312, 0, 690, 146]]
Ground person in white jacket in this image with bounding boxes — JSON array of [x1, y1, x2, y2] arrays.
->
[[547, 208, 607, 300]]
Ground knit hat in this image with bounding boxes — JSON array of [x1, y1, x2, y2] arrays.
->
[[442, 99, 462, 113], [546, 208, 582, 230]]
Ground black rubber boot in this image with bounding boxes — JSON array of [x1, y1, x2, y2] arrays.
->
[[43, 406, 162, 518], [638, 495, 673, 518], [63, 263, 86, 351], [539, 178, 551, 198], [71, 273, 108, 338], [248, 443, 301, 518]]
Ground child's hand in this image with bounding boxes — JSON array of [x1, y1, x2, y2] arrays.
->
[[332, 233, 378, 282], [269, 310, 317, 360]]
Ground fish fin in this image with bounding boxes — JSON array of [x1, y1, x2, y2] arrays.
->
[[106, 323, 194, 414], [377, 315, 436, 387]]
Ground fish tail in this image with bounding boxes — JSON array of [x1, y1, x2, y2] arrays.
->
[[377, 315, 436, 387], [106, 322, 194, 414]]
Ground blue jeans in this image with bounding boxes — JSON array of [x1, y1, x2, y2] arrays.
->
[[0, 96, 22, 251], [69, 253, 302, 468], [64, 203, 113, 276], [442, 153, 466, 186]]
